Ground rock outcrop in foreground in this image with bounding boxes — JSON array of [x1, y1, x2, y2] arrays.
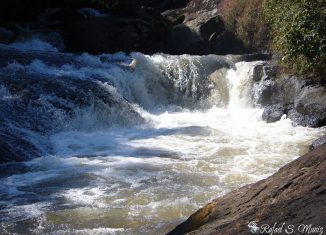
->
[[168, 144, 326, 235]]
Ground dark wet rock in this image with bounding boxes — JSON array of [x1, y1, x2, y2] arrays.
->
[[191, 15, 224, 42], [0, 134, 42, 164], [287, 103, 326, 128], [48, 8, 87, 23], [310, 136, 326, 151], [255, 80, 278, 106], [262, 64, 277, 78], [262, 104, 285, 123], [208, 29, 246, 55], [164, 4, 247, 55], [254, 73, 326, 127], [0, 47, 143, 163], [0, 0, 247, 55], [250, 62, 275, 83], [160, 0, 248, 55], [168, 143, 326, 235], [63, 15, 171, 54], [0, 162, 29, 177], [169, 24, 201, 53], [162, 8, 187, 24], [0, 0, 107, 22], [0, 27, 15, 44], [252, 64, 265, 82]]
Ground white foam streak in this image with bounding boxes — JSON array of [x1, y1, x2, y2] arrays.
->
[[0, 52, 324, 235]]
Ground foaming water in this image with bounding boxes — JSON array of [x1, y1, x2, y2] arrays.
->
[[0, 47, 324, 235]]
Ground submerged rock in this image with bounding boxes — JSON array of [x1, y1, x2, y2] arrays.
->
[[168, 143, 326, 235]]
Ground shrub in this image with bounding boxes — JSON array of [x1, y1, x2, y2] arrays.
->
[[264, 0, 326, 76], [218, 0, 270, 52]]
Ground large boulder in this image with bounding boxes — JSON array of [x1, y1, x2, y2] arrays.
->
[[168, 143, 326, 235], [262, 104, 285, 123], [63, 12, 171, 54], [254, 71, 326, 127], [169, 24, 202, 53], [163, 0, 247, 55]]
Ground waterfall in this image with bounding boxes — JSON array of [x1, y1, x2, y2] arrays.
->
[[0, 43, 324, 235]]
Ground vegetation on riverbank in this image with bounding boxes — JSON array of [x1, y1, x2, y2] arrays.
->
[[264, 0, 326, 76], [218, 0, 326, 77]]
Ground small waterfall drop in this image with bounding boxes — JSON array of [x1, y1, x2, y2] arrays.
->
[[226, 62, 259, 109], [0, 43, 324, 235]]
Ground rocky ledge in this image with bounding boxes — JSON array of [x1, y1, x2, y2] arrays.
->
[[251, 62, 326, 128], [0, 0, 246, 55], [168, 143, 326, 235]]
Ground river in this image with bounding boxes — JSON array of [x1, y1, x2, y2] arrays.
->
[[0, 41, 324, 234]]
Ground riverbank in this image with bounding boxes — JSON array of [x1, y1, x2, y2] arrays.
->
[[168, 143, 326, 235]]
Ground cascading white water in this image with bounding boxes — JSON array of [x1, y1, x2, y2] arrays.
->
[[0, 44, 324, 235], [227, 62, 257, 109]]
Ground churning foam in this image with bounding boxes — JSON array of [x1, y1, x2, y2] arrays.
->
[[0, 47, 324, 234]]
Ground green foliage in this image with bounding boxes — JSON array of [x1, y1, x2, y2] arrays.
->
[[218, 0, 270, 51], [264, 0, 326, 75]]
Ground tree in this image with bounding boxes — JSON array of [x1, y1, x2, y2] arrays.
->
[[264, 0, 326, 76]]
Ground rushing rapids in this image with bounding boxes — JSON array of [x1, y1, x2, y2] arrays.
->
[[0, 41, 324, 235]]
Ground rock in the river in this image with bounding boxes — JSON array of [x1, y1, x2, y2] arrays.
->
[[255, 71, 326, 127], [168, 143, 326, 235], [310, 136, 326, 151], [0, 131, 43, 163], [262, 104, 285, 123]]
